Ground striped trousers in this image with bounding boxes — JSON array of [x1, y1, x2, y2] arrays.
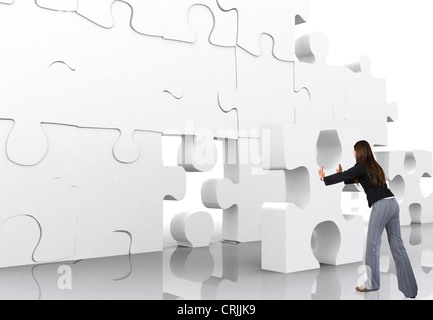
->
[[365, 197, 418, 298]]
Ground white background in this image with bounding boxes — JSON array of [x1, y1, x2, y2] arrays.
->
[[164, 0, 433, 247]]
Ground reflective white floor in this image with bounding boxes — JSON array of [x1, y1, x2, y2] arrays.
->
[[1, 224, 433, 300]]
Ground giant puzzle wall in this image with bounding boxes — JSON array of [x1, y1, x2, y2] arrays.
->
[[0, 0, 431, 273]]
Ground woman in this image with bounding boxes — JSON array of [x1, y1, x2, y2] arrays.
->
[[318, 140, 418, 298]]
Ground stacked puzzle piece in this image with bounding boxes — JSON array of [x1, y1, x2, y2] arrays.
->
[[0, 0, 431, 274]]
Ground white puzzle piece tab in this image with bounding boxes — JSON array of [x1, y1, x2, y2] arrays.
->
[[171, 212, 215, 248]]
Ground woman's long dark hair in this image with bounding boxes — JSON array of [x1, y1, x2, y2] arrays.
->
[[354, 140, 387, 187]]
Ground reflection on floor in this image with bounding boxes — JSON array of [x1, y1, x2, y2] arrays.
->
[[1, 224, 433, 300]]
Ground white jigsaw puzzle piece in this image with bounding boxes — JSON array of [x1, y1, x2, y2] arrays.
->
[[161, 5, 238, 140], [219, 34, 310, 138], [0, 0, 87, 165], [69, 127, 186, 260], [294, 32, 348, 126], [345, 56, 398, 147], [0, 121, 78, 266], [202, 138, 286, 243], [51, 2, 236, 163], [261, 123, 364, 274], [375, 150, 433, 225], [51, 1, 174, 164], [218, 0, 310, 61]]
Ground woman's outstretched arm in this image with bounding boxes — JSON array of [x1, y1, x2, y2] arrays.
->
[[321, 163, 365, 186]]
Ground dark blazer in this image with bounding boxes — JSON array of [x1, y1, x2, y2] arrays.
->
[[324, 162, 394, 208]]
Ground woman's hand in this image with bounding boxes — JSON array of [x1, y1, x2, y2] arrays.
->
[[336, 164, 343, 173], [318, 166, 325, 181]]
